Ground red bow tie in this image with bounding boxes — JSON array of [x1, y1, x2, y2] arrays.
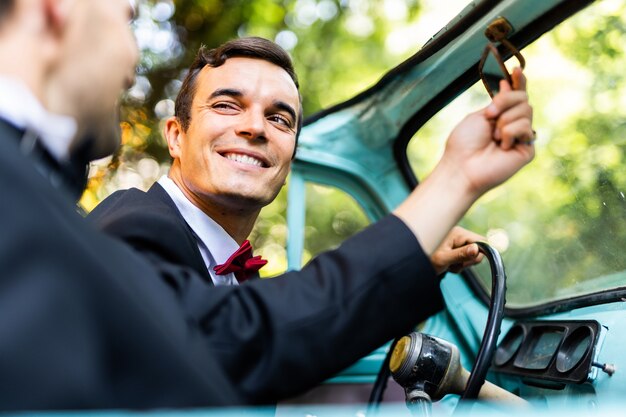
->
[[214, 240, 267, 283]]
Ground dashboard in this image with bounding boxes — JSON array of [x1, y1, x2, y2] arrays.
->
[[493, 320, 601, 386]]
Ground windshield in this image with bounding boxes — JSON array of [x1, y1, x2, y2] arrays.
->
[[407, 0, 626, 309]]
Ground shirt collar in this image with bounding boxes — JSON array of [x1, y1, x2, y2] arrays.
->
[[157, 175, 240, 266], [0, 76, 76, 161]]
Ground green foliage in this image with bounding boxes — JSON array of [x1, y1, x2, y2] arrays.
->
[[409, 1, 626, 307], [302, 183, 370, 264]]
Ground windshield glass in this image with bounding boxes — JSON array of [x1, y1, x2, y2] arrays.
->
[[407, 1, 626, 309]]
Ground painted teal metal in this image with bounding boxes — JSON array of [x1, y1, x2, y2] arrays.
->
[[429, 273, 626, 411], [294, 0, 571, 198], [282, 0, 626, 411], [286, 170, 306, 271], [288, 0, 589, 387]]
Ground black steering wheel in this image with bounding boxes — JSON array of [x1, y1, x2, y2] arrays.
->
[[368, 241, 507, 408], [460, 241, 506, 399]]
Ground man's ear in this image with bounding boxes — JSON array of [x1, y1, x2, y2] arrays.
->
[[164, 117, 184, 158]]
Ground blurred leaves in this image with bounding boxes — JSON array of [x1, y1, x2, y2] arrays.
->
[[408, 0, 626, 307], [302, 183, 370, 265]]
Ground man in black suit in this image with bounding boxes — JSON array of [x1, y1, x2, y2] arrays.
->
[[89, 36, 533, 398], [0, 0, 534, 411], [90, 38, 490, 288], [0, 0, 235, 409]]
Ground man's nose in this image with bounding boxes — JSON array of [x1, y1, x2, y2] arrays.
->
[[236, 110, 266, 141]]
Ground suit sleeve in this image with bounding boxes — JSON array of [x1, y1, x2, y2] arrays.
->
[[2, 105, 440, 408], [0, 147, 238, 409], [89, 187, 443, 405], [161, 214, 444, 403], [88, 188, 211, 280]]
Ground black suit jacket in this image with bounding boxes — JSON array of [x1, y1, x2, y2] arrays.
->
[[0, 119, 239, 409], [89, 183, 212, 282], [89, 183, 442, 402], [2, 113, 444, 409]]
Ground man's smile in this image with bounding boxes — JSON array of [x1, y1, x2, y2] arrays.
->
[[219, 150, 269, 168]]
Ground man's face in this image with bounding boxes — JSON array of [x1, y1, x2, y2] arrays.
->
[[58, 0, 138, 159], [169, 57, 299, 211]]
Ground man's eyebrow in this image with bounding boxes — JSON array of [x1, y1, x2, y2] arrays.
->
[[208, 89, 297, 123], [209, 88, 244, 100], [273, 100, 297, 124]]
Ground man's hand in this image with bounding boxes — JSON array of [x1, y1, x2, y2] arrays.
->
[[430, 226, 485, 275], [393, 68, 534, 256], [440, 67, 535, 196]]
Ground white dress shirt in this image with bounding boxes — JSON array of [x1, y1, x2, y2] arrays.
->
[[158, 175, 241, 286], [0, 76, 76, 161]]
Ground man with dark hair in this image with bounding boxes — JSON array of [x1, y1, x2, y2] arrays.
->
[[88, 35, 532, 400], [90, 37, 486, 289], [0, 0, 533, 411], [0, 1, 13, 22], [176, 39, 303, 141]]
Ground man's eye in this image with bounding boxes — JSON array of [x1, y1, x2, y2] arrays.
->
[[269, 115, 292, 128], [213, 102, 238, 111]]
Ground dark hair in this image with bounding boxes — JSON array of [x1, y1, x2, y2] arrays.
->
[[0, 0, 15, 23], [175, 37, 302, 153]]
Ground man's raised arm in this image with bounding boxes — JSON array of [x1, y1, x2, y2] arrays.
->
[[395, 68, 534, 255]]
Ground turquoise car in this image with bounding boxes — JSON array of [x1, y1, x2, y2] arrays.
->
[[274, 0, 626, 415]]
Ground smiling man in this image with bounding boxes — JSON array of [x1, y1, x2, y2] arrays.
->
[[85, 34, 536, 407], [87, 36, 533, 404], [90, 38, 486, 289], [165, 55, 299, 244]]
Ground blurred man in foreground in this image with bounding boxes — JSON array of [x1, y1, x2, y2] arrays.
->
[[0, 0, 533, 410], [0, 0, 226, 408]]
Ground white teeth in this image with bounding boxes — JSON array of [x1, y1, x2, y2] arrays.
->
[[225, 153, 264, 167]]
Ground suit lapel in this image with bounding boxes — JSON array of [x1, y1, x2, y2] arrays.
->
[[0, 119, 86, 202], [147, 183, 263, 285], [147, 183, 215, 286]]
